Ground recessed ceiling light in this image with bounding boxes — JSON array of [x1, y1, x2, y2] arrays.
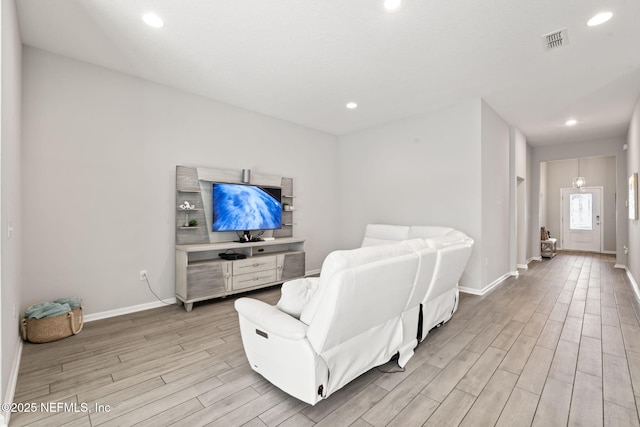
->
[[142, 13, 164, 28], [565, 119, 578, 126], [587, 12, 613, 27], [384, 0, 401, 11], [346, 102, 358, 109]]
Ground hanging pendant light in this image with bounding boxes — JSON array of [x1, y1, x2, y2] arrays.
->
[[573, 158, 586, 189]]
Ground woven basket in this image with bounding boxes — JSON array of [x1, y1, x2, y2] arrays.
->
[[21, 306, 83, 343]]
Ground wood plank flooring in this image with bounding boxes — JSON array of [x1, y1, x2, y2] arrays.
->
[[11, 252, 640, 426]]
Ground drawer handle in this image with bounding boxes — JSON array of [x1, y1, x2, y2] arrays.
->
[[240, 263, 264, 269], [239, 275, 271, 284]]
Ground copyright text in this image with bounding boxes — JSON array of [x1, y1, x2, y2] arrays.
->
[[1, 402, 111, 413]]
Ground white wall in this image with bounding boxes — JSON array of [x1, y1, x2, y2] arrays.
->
[[539, 161, 548, 241], [1, 0, 23, 422], [337, 100, 487, 290], [627, 94, 640, 287], [514, 129, 527, 179], [509, 127, 529, 267], [544, 156, 617, 252], [337, 99, 512, 292], [530, 137, 628, 265], [480, 101, 511, 286], [21, 47, 340, 316]]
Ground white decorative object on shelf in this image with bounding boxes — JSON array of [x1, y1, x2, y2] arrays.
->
[[179, 201, 195, 210]]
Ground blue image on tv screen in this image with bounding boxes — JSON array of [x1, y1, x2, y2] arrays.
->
[[212, 183, 282, 231]]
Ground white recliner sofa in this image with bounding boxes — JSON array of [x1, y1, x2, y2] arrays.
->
[[235, 239, 428, 405], [234, 224, 473, 405]]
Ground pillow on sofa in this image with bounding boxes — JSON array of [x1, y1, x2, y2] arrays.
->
[[276, 277, 319, 319]]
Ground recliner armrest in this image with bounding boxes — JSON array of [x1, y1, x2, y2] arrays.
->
[[235, 298, 309, 340]]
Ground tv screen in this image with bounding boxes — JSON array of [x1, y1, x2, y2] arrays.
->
[[212, 183, 282, 232]]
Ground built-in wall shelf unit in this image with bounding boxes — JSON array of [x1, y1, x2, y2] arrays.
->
[[175, 165, 304, 311]]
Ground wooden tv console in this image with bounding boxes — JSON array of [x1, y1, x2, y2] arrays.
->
[[175, 237, 305, 311]]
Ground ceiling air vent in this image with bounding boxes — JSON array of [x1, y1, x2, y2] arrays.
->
[[542, 28, 569, 51]]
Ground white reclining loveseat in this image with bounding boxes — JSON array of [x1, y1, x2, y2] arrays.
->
[[234, 224, 473, 405]]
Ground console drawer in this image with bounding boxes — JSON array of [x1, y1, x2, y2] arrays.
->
[[233, 256, 277, 275], [232, 270, 277, 290]]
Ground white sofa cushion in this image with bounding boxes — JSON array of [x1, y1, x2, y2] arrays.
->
[[300, 240, 414, 325], [407, 226, 455, 239], [361, 224, 410, 247], [362, 225, 471, 249], [404, 238, 430, 252], [420, 241, 472, 336], [324, 241, 411, 271], [425, 233, 470, 248], [407, 226, 470, 248], [305, 250, 419, 393]]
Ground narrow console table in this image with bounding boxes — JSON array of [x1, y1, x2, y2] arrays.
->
[[176, 237, 305, 311]]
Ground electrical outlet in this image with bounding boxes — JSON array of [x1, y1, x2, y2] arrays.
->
[[139, 270, 148, 281]]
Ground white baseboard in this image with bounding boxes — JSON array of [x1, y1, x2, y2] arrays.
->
[[86, 268, 330, 322], [601, 250, 617, 255], [459, 272, 511, 296], [87, 271, 328, 323], [517, 256, 539, 270], [84, 298, 177, 323], [458, 286, 484, 295], [2, 337, 23, 427], [623, 266, 640, 303], [615, 263, 626, 269], [305, 269, 321, 277]]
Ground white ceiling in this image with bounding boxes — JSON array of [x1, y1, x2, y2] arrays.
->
[[15, 0, 640, 146]]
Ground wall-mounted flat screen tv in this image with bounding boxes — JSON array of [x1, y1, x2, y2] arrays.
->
[[212, 183, 282, 232]]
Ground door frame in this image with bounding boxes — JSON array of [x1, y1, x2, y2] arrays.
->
[[559, 186, 604, 252]]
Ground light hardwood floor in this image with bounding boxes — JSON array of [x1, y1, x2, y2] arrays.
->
[[11, 252, 640, 426]]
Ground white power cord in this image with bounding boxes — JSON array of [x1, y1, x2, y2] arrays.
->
[[142, 272, 174, 305]]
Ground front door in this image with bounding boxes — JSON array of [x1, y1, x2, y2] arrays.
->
[[561, 187, 602, 252]]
